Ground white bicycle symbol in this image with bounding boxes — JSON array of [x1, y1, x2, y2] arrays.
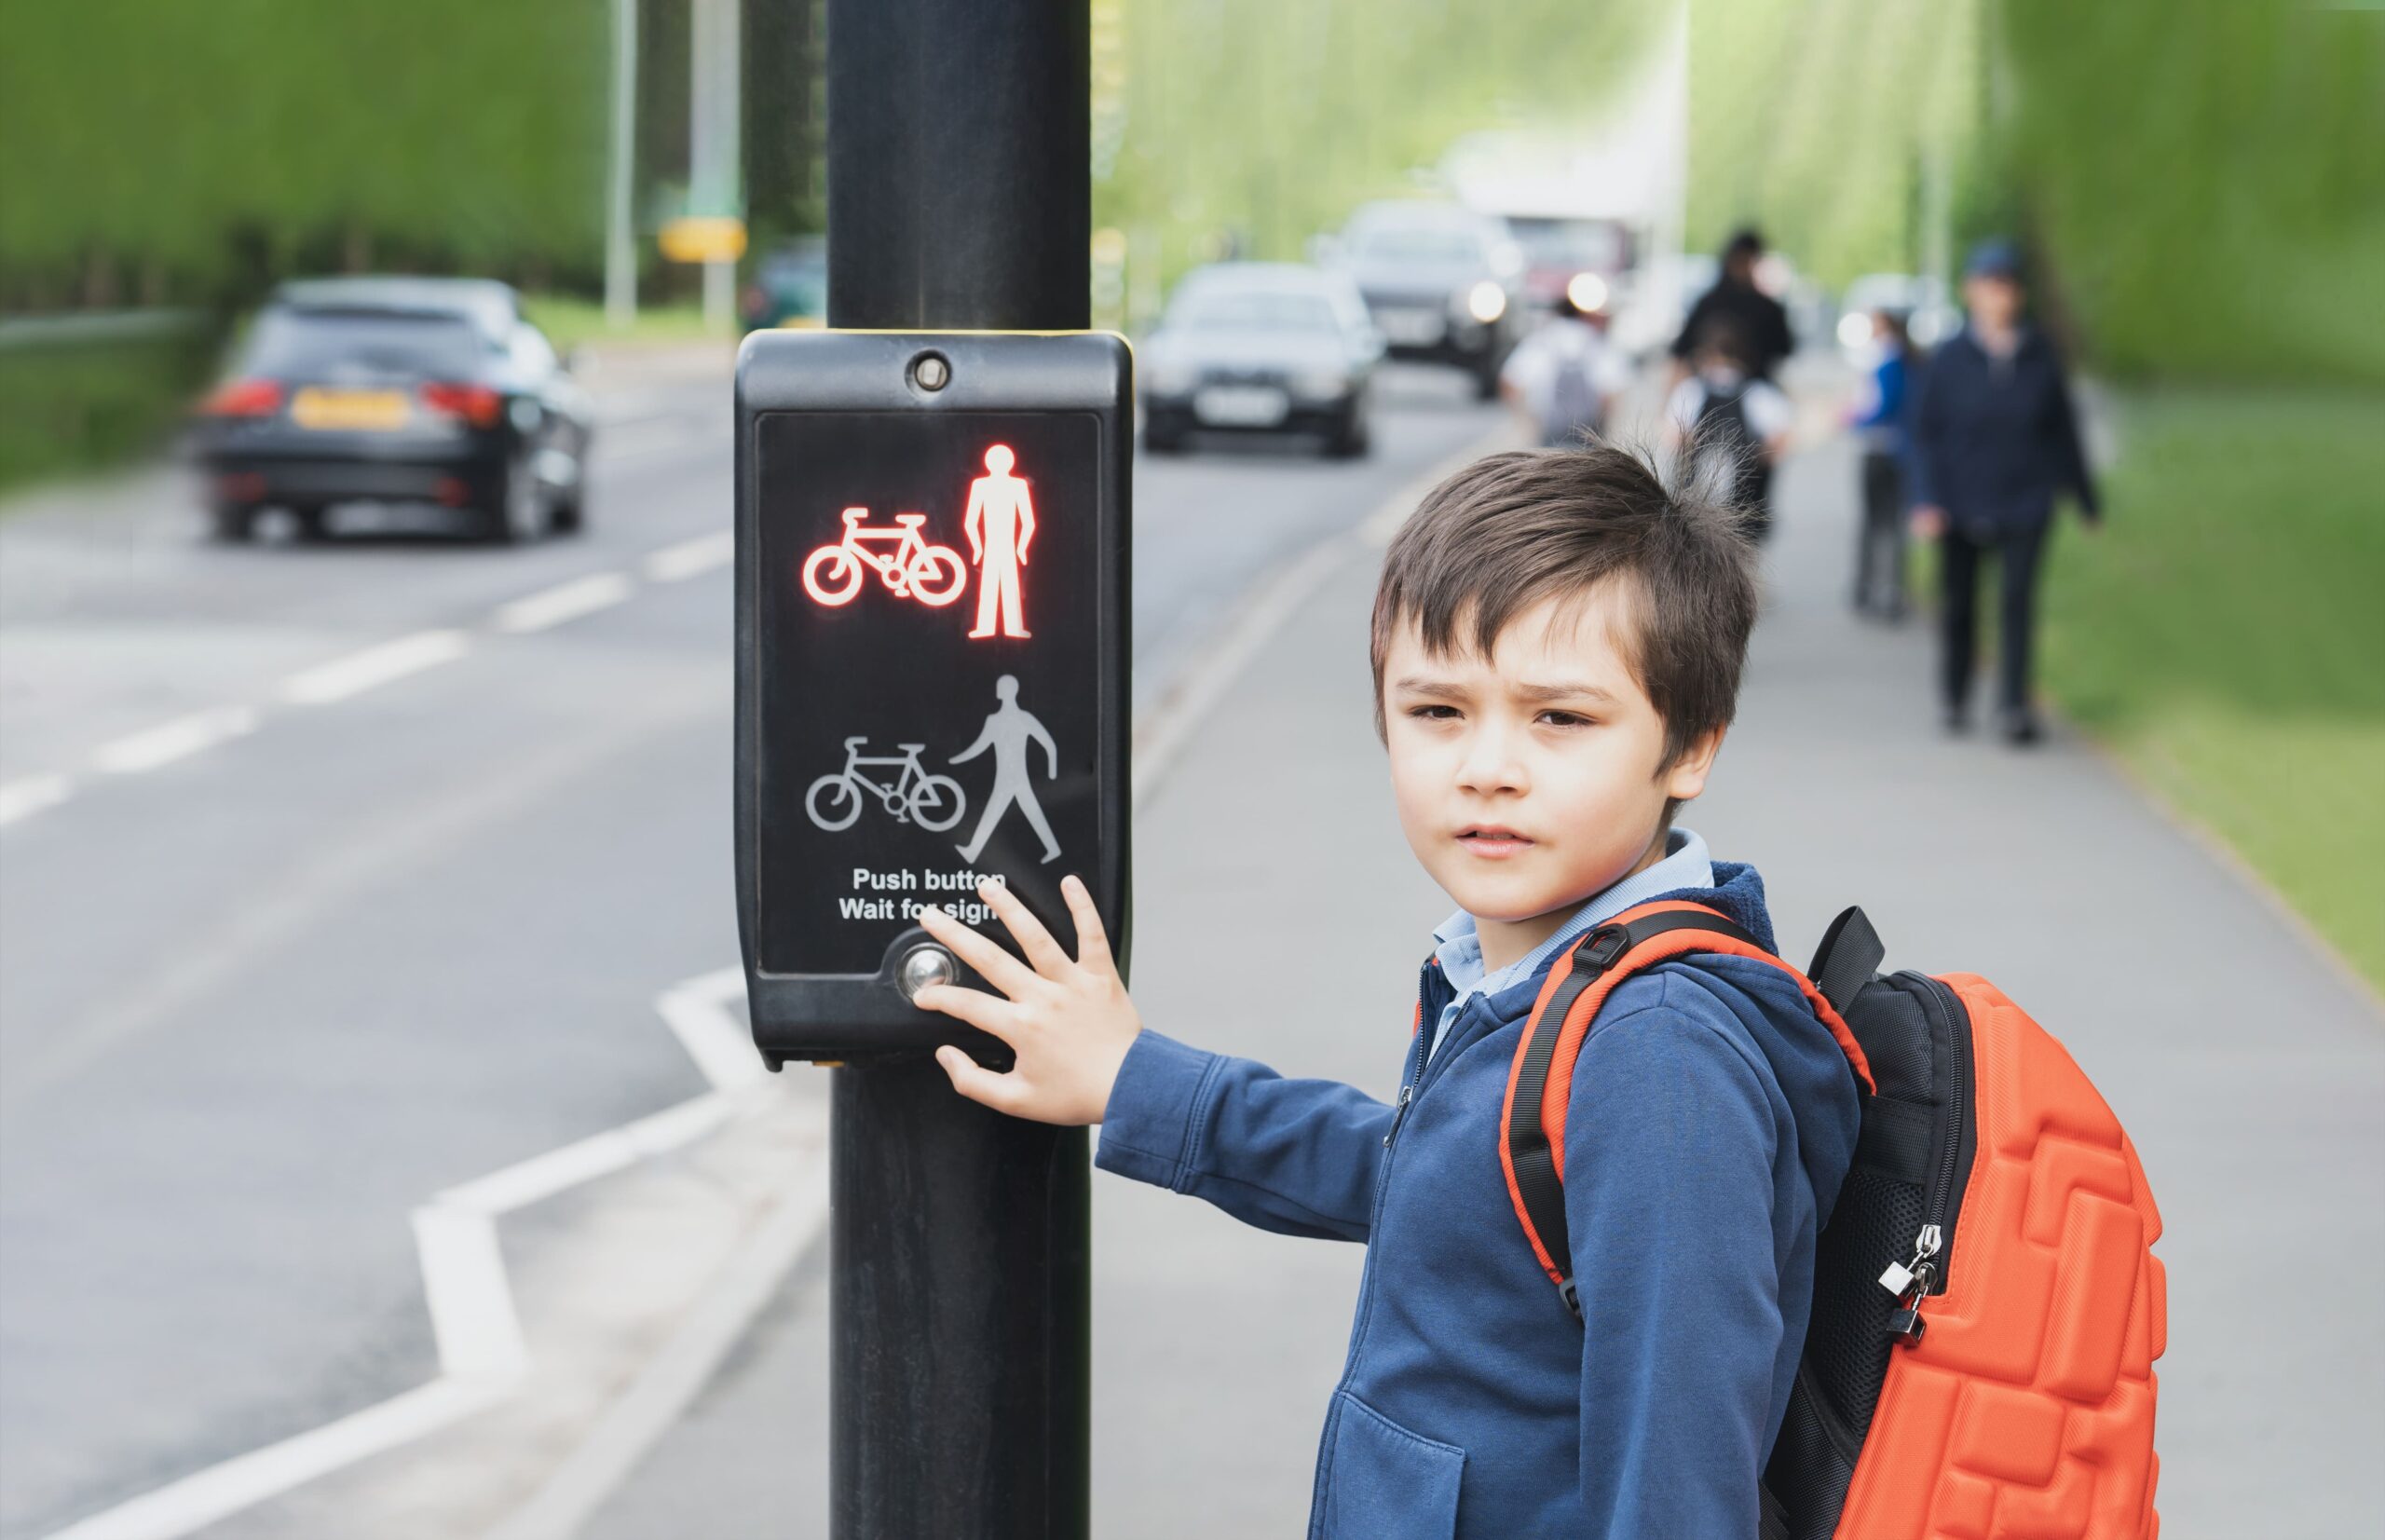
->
[[805, 736, 968, 833], [800, 507, 969, 607]]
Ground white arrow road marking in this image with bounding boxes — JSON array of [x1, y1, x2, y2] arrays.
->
[[492, 572, 634, 634], [279, 630, 472, 707], [89, 708, 260, 776], [38, 968, 766, 1540]]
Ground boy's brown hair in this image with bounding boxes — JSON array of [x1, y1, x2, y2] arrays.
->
[[1369, 443, 1760, 775]]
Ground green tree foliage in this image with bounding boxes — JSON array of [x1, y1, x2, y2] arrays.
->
[[1094, 0, 1670, 293], [2002, 0, 2385, 383], [0, 0, 607, 311], [1686, 0, 1983, 288]]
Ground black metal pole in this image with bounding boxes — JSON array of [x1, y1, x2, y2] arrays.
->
[[823, 3, 1090, 1537]]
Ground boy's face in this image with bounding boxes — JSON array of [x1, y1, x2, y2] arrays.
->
[[1381, 587, 1720, 930]]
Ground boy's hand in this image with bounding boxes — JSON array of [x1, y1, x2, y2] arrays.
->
[[1909, 503, 1948, 539], [914, 875, 1139, 1125]]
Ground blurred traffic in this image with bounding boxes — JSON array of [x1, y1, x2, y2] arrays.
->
[[3, 1, 2378, 1536]]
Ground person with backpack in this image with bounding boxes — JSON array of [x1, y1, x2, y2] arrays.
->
[[1911, 239, 2101, 745], [1671, 226, 1796, 384], [907, 446, 1860, 1534], [1498, 290, 1629, 446], [1665, 316, 1793, 539], [906, 442, 2164, 1539]]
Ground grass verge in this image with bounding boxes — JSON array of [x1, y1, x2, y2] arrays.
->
[[2041, 388, 2385, 994]]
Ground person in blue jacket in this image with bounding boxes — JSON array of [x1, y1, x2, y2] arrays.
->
[[1911, 239, 2101, 744], [1847, 306, 1919, 620], [911, 445, 1865, 1539]]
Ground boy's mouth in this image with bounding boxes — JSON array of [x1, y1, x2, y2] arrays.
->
[[1455, 825, 1534, 858]]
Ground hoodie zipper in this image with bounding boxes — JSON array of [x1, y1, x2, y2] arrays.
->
[[1383, 961, 1442, 1150]]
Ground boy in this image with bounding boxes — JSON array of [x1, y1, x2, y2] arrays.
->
[[912, 446, 1863, 1537], [1664, 317, 1793, 540]]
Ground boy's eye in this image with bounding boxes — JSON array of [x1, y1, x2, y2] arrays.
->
[[1537, 710, 1595, 728], [1407, 703, 1461, 721]]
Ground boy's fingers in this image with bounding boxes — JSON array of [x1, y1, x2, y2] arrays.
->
[[1060, 876, 1114, 976], [976, 879, 1069, 977], [918, 905, 1038, 998], [909, 983, 1020, 1044], [934, 1046, 1027, 1115]]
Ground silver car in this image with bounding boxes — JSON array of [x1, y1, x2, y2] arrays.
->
[[1138, 264, 1385, 457]]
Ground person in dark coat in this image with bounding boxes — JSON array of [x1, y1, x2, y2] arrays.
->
[[1670, 228, 1795, 383], [1911, 240, 2100, 745]]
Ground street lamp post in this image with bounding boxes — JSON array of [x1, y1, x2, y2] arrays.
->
[[604, 0, 638, 330], [821, 2, 1093, 1537]]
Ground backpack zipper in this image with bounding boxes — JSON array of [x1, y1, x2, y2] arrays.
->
[[1914, 974, 1971, 1290], [1877, 974, 1975, 1345]]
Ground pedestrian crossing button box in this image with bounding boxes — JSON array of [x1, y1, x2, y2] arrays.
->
[[735, 331, 1132, 1064]]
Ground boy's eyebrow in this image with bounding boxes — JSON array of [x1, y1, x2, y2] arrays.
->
[[1388, 674, 1469, 695], [1512, 680, 1621, 704]]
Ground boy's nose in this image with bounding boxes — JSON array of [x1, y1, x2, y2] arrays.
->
[[1454, 730, 1529, 796]]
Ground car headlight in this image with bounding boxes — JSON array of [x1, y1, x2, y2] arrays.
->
[[1146, 362, 1196, 397], [1465, 280, 1507, 324], [1565, 271, 1609, 313], [1291, 369, 1350, 402]]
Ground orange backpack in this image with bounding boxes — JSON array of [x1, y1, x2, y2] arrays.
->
[[1499, 901, 2164, 1539]]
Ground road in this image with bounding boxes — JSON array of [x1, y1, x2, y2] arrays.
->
[[0, 354, 1504, 1540]]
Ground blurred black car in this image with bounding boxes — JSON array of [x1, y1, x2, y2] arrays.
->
[[1138, 264, 1384, 457], [191, 278, 593, 543], [1333, 202, 1527, 398], [742, 238, 827, 332]]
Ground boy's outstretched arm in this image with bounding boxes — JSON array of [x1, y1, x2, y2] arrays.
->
[[917, 879, 1391, 1241]]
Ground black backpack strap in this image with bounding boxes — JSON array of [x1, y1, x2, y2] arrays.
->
[[1506, 907, 1765, 1318], [1806, 906, 1886, 1018]]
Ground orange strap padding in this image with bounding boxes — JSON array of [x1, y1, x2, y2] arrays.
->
[[1498, 901, 1875, 1289]]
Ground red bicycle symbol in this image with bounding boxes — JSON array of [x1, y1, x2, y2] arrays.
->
[[800, 507, 969, 607]]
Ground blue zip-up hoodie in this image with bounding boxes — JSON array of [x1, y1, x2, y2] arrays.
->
[[1096, 861, 1862, 1538]]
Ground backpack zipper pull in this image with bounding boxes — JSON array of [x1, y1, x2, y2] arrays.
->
[[1383, 1083, 1414, 1148], [1876, 1223, 1942, 1298], [1881, 1223, 1942, 1346]]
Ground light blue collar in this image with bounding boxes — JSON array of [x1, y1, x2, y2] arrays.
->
[[1428, 826, 1713, 1055]]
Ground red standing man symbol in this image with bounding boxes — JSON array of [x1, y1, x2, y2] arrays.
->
[[962, 443, 1035, 639]]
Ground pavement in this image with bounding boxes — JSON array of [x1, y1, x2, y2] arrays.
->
[[4, 350, 2377, 1537]]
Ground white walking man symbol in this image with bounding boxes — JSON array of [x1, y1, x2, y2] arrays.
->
[[962, 443, 1036, 640], [950, 674, 1061, 865]]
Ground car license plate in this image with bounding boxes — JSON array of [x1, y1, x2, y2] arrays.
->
[[291, 388, 411, 431], [1193, 386, 1288, 428], [1375, 307, 1445, 346]]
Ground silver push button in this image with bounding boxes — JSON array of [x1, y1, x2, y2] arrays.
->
[[896, 943, 959, 1004]]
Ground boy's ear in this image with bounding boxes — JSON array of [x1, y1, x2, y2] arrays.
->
[[1659, 726, 1727, 803]]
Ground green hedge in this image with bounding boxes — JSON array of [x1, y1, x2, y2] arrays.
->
[[2041, 389, 2385, 988]]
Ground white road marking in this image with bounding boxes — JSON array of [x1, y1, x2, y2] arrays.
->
[[641, 529, 735, 583], [656, 966, 766, 1092], [484, 1171, 829, 1540], [36, 969, 766, 1540], [39, 1380, 509, 1540], [0, 774, 74, 828], [492, 572, 634, 634], [89, 708, 260, 776], [279, 630, 471, 707]]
